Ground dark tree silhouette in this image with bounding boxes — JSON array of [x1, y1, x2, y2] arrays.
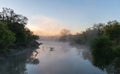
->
[[0, 8, 39, 53]]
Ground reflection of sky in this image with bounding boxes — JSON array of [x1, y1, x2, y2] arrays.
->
[[26, 40, 107, 74], [1, 0, 120, 36]]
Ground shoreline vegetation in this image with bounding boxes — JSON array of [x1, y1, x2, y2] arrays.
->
[[59, 20, 120, 73], [0, 8, 40, 57]]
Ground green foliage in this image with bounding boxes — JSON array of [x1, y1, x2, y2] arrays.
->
[[113, 45, 120, 57], [103, 21, 120, 44], [0, 8, 39, 53], [91, 20, 120, 70], [91, 36, 115, 69], [0, 21, 16, 51], [92, 36, 112, 49]]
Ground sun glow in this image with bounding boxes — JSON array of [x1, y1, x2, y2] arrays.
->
[[26, 16, 64, 36], [27, 25, 62, 36]]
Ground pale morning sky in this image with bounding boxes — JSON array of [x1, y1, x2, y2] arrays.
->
[[0, 0, 120, 36]]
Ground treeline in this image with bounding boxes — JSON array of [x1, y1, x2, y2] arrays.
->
[[0, 8, 39, 53], [91, 20, 120, 73], [59, 24, 103, 45], [59, 20, 120, 73], [59, 20, 120, 46]]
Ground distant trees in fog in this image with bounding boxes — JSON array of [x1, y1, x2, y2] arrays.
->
[[59, 29, 71, 41], [59, 23, 104, 45]]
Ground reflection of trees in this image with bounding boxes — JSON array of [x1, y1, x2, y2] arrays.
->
[[82, 50, 91, 61], [27, 59, 39, 65], [92, 50, 120, 74], [27, 50, 40, 65], [74, 45, 120, 74], [105, 58, 120, 74], [73, 45, 92, 61], [0, 48, 39, 74], [0, 55, 27, 74]]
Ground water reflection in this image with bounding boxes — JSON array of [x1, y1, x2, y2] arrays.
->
[[0, 40, 108, 74], [92, 53, 120, 74], [0, 48, 39, 74], [27, 50, 39, 65], [73, 45, 92, 61], [106, 58, 120, 74], [26, 40, 107, 74]]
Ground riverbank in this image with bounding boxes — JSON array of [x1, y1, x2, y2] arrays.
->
[[0, 41, 41, 60]]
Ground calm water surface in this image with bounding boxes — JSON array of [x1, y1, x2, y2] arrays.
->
[[0, 40, 107, 74]]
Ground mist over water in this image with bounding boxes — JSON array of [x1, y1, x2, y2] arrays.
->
[[26, 38, 107, 74], [0, 38, 107, 74]]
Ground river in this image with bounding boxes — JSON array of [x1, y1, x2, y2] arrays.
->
[[0, 40, 107, 74]]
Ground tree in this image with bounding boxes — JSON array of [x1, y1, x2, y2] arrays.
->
[[0, 8, 28, 24], [91, 36, 114, 69], [60, 29, 71, 36], [59, 29, 71, 41], [103, 20, 120, 44], [0, 8, 39, 53], [0, 21, 16, 52], [91, 20, 120, 71]]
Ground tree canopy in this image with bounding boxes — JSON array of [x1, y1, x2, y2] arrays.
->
[[0, 8, 39, 53]]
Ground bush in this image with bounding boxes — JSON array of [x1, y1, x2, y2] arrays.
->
[[91, 36, 115, 69], [0, 21, 16, 52], [113, 46, 120, 57]]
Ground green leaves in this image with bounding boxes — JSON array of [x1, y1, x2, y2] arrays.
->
[[91, 20, 120, 70], [103, 21, 120, 44], [0, 8, 39, 53], [0, 21, 16, 51]]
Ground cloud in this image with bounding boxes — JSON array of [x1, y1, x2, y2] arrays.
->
[[26, 16, 64, 36]]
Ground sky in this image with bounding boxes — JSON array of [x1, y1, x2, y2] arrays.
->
[[0, 0, 120, 36]]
